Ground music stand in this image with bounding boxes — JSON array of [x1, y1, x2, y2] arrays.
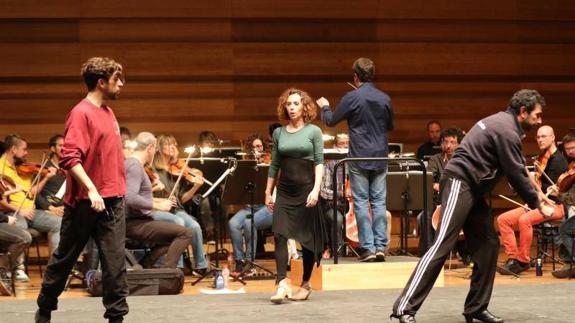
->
[[387, 170, 433, 256], [223, 160, 276, 281], [190, 158, 238, 286]]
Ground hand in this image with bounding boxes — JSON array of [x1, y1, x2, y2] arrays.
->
[[152, 180, 165, 192], [316, 97, 330, 108], [193, 177, 205, 187], [48, 205, 64, 217], [539, 201, 555, 218], [87, 187, 105, 213], [7, 216, 16, 225], [157, 199, 174, 212], [306, 189, 319, 208], [546, 185, 559, 197], [433, 183, 440, 193], [265, 193, 274, 211], [20, 208, 35, 220]]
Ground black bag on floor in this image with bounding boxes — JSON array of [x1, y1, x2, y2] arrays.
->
[[86, 268, 184, 296]]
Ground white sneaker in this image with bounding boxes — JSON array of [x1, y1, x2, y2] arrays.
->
[[15, 269, 30, 282]]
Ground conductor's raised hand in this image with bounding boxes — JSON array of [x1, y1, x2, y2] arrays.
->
[[316, 97, 330, 108]]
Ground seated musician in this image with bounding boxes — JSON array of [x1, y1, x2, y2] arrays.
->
[[552, 134, 575, 278], [228, 133, 273, 276], [497, 125, 568, 275], [420, 127, 470, 256], [0, 134, 62, 282], [1, 186, 32, 295], [124, 132, 193, 269], [416, 120, 442, 160], [320, 132, 348, 258], [152, 135, 208, 275], [35, 135, 66, 217]]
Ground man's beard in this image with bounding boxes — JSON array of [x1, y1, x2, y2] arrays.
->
[[521, 119, 535, 132], [104, 89, 120, 100]]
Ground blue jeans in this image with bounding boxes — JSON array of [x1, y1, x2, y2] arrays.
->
[[348, 163, 388, 253], [16, 209, 62, 254], [152, 210, 207, 269], [228, 205, 273, 261]]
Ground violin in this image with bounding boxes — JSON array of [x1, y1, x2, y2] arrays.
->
[[167, 159, 205, 186], [144, 165, 158, 183], [16, 163, 65, 178], [557, 161, 575, 193]]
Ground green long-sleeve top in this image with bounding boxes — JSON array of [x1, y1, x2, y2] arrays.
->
[[268, 124, 324, 178]]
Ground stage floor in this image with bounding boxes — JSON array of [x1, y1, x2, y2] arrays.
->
[[3, 282, 574, 322]]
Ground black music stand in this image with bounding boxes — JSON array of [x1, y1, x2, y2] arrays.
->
[[223, 160, 276, 281], [387, 170, 433, 256], [190, 158, 238, 286]]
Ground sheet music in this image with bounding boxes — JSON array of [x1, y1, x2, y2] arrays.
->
[[55, 180, 66, 199]]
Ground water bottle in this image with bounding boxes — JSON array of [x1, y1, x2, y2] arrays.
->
[[222, 265, 230, 288], [535, 258, 543, 276], [214, 270, 224, 289]]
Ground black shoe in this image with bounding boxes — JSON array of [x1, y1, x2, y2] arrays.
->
[[35, 310, 51, 323], [375, 249, 386, 262], [109, 317, 123, 323], [497, 259, 523, 275], [464, 309, 504, 323], [358, 250, 376, 262], [552, 264, 575, 279], [390, 314, 416, 323], [514, 260, 530, 274]]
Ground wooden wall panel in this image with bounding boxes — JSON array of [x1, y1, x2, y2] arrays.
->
[[0, 0, 574, 164]]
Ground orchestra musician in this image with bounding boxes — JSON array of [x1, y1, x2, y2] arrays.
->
[[124, 132, 194, 269], [35, 135, 66, 217], [552, 133, 575, 278], [391, 89, 556, 323], [497, 125, 568, 275], [152, 134, 208, 275], [419, 127, 468, 262], [228, 133, 273, 277], [0, 134, 62, 282]]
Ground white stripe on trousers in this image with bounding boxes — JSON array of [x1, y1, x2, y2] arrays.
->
[[398, 179, 461, 315]]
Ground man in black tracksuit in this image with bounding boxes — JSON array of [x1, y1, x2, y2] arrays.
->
[[391, 89, 556, 323]]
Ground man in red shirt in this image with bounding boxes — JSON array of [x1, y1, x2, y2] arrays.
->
[[36, 57, 128, 323]]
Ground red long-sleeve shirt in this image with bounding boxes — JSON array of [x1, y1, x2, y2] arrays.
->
[[60, 99, 126, 206]]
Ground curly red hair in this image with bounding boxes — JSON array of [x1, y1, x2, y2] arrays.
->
[[276, 88, 318, 124]]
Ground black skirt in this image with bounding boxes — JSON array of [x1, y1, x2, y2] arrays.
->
[[273, 157, 326, 264]]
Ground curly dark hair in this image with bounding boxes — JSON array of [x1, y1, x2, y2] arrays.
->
[[81, 57, 123, 91], [508, 89, 546, 114], [440, 127, 464, 144], [276, 88, 317, 124]]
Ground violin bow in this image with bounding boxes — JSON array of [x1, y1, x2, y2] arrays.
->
[[533, 161, 556, 187], [167, 146, 195, 201], [346, 82, 357, 90], [498, 194, 532, 211]]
